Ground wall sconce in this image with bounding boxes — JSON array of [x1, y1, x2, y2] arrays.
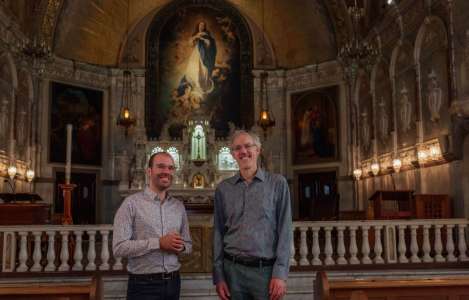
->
[[417, 150, 428, 163], [392, 158, 402, 173], [371, 162, 380, 176], [429, 144, 440, 160], [353, 168, 363, 180], [7, 165, 17, 180], [25, 169, 35, 182]]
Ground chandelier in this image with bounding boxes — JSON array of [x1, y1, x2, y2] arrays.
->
[[22, 37, 52, 73], [338, 0, 379, 80], [257, 72, 275, 138], [116, 0, 136, 136], [116, 70, 136, 136]]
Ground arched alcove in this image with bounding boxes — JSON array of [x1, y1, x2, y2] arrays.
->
[[146, 0, 253, 139]]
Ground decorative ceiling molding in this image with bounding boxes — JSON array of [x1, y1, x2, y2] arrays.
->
[[323, 0, 350, 51], [41, 0, 63, 48]]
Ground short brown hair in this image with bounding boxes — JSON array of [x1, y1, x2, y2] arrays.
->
[[148, 152, 174, 168]]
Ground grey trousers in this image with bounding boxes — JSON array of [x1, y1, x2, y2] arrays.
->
[[223, 258, 273, 300]]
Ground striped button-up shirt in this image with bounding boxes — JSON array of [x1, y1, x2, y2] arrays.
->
[[212, 169, 293, 284], [113, 187, 192, 274]]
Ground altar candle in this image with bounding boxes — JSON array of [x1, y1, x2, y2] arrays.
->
[[65, 124, 72, 184]]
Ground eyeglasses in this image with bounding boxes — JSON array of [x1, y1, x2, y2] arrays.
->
[[231, 143, 257, 152], [152, 163, 176, 171]]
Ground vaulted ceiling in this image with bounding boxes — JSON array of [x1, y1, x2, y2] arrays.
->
[[1, 0, 392, 69]]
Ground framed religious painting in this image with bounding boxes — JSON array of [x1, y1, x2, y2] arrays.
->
[[146, 0, 253, 139], [49, 82, 103, 166], [291, 86, 339, 165]]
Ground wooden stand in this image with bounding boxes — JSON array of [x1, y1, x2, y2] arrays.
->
[[59, 183, 76, 225]]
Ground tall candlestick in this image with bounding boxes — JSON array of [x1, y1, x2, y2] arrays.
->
[[65, 124, 72, 184]]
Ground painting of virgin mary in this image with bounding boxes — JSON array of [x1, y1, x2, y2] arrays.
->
[[153, 6, 242, 138]]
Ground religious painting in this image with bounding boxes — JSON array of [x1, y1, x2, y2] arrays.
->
[[292, 86, 339, 165], [49, 82, 103, 166], [146, 1, 253, 139]]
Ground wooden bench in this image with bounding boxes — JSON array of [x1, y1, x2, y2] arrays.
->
[[0, 277, 96, 300], [315, 271, 469, 300]]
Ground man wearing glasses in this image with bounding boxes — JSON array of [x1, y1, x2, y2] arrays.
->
[[213, 130, 292, 300], [113, 152, 192, 300]]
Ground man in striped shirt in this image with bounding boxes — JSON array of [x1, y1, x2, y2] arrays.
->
[[113, 152, 192, 300]]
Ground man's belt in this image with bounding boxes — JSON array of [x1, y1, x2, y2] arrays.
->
[[224, 252, 276, 267], [129, 270, 179, 280]]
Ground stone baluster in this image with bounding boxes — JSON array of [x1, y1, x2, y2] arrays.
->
[[373, 225, 384, 264], [58, 231, 70, 271], [361, 225, 371, 264], [289, 228, 297, 266], [2, 232, 17, 272], [17, 231, 29, 272], [100, 230, 110, 270], [44, 231, 57, 271], [114, 256, 124, 270], [86, 230, 97, 270], [311, 227, 321, 265], [324, 226, 334, 265], [446, 224, 456, 262], [349, 226, 359, 264], [434, 224, 444, 262], [30, 231, 43, 271], [299, 226, 309, 265], [336, 226, 347, 265], [422, 224, 432, 263], [410, 225, 421, 263], [458, 224, 468, 261], [72, 230, 84, 271], [398, 225, 408, 263]]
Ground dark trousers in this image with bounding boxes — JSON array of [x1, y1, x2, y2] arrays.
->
[[224, 258, 273, 300], [127, 273, 181, 300]]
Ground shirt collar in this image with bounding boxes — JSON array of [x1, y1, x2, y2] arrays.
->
[[144, 186, 171, 202], [230, 168, 265, 184]]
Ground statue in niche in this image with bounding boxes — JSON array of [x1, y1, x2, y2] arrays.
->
[[361, 110, 371, 150], [378, 99, 389, 143], [427, 69, 443, 122], [16, 110, 27, 147], [399, 84, 412, 133], [192, 173, 205, 188]]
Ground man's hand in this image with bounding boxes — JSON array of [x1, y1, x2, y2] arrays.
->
[[216, 281, 231, 300], [269, 277, 286, 300], [159, 232, 184, 253]]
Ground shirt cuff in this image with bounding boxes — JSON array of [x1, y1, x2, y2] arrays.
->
[[212, 267, 226, 285], [148, 237, 160, 250], [272, 264, 289, 281]]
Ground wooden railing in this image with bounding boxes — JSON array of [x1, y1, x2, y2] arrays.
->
[[1, 219, 468, 273]]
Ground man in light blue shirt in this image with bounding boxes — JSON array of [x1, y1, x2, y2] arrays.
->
[[213, 130, 292, 300], [113, 152, 192, 300]]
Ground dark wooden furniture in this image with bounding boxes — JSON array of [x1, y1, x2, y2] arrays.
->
[[414, 194, 451, 219], [368, 190, 414, 219], [315, 271, 469, 300], [0, 277, 96, 300], [0, 203, 51, 225]]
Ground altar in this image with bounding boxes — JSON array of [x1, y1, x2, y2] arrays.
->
[[117, 117, 238, 212]]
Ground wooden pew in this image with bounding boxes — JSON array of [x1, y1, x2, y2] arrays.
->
[[0, 276, 96, 300], [315, 271, 469, 300]]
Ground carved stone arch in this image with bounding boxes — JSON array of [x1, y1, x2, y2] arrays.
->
[[391, 42, 418, 149], [414, 16, 448, 64], [16, 69, 34, 158], [371, 58, 393, 154], [414, 16, 450, 140], [146, 0, 253, 140], [355, 70, 374, 159]]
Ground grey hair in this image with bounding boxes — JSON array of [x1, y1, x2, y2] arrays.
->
[[229, 130, 262, 150]]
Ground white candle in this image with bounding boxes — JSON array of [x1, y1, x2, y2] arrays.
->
[[65, 124, 72, 184]]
